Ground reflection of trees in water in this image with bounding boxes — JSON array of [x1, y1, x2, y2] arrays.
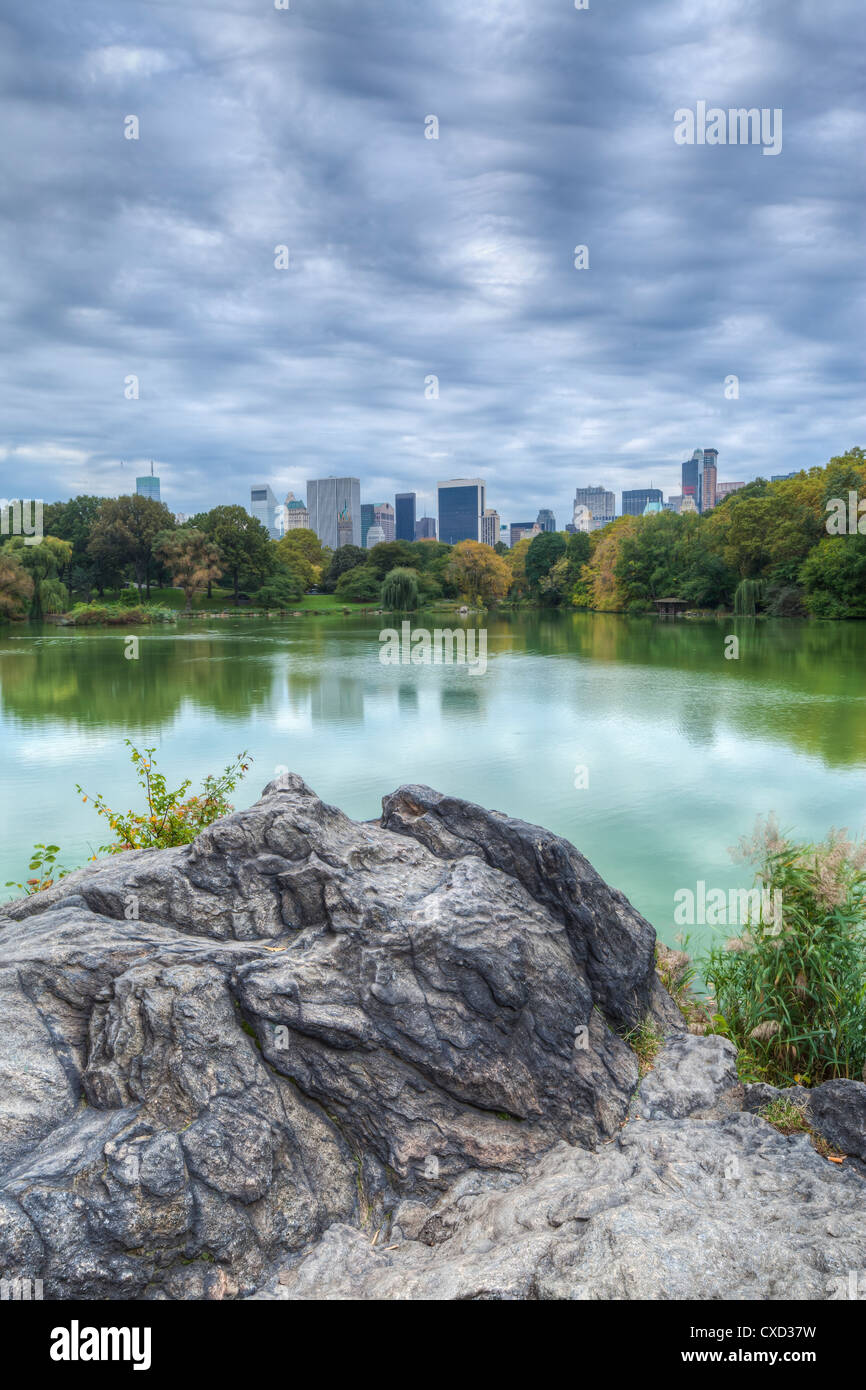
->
[[485, 612, 866, 768], [0, 630, 275, 728], [1, 616, 863, 770], [440, 681, 483, 718]]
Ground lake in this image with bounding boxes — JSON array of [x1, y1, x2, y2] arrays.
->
[[1, 611, 864, 958]]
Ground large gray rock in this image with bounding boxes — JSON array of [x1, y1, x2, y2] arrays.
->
[[743, 1078, 866, 1165], [0, 774, 678, 1299], [259, 1036, 866, 1301], [2, 775, 861, 1300]]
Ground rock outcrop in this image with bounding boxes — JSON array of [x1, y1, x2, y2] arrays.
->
[[0, 775, 862, 1301]]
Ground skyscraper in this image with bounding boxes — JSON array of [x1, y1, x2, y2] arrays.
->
[[510, 521, 540, 546], [374, 502, 395, 542], [572, 486, 615, 531], [536, 509, 556, 532], [437, 479, 485, 545], [414, 516, 437, 540], [702, 449, 718, 512], [366, 525, 386, 549], [307, 477, 361, 549], [481, 508, 500, 546], [680, 449, 719, 513], [361, 503, 375, 548], [136, 463, 160, 502], [250, 484, 280, 538], [622, 488, 663, 516], [281, 491, 310, 531], [395, 492, 416, 542]]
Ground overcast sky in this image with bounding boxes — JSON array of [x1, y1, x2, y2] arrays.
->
[[0, 0, 863, 527]]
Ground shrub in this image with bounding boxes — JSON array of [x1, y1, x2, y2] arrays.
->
[[76, 741, 252, 852], [256, 570, 304, 608], [704, 816, 866, 1086], [67, 602, 176, 625], [334, 565, 382, 604]]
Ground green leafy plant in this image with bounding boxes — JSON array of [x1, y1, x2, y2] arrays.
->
[[623, 1015, 664, 1076], [704, 816, 866, 1087], [76, 741, 252, 852], [5, 843, 70, 896]]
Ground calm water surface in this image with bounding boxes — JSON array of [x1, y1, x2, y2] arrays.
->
[[1, 612, 864, 956]]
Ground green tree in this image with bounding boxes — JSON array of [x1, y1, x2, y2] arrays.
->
[[42, 495, 105, 593], [334, 564, 382, 603], [526, 531, 567, 596], [800, 535, 866, 618], [366, 540, 416, 579], [3, 535, 72, 617], [87, 495, 175, 598], [275, 528, 329, 580], [256, 567, 305, 608], [381, 566, 419, 611], [322, 544, 367, 592], [198, 505, 274, 601]]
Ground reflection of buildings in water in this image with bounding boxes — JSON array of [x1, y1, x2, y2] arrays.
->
[[308, 673, 364, 724], [398, 683, 418, 713], [439, 681, 484, 719]]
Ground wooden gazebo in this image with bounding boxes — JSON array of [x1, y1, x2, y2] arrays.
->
[[654, 597, 689, 619]]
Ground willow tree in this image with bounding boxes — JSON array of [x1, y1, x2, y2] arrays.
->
[[381, 566, 419, 611], [733, 577, 764, 616]]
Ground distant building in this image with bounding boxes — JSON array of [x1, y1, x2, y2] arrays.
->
[[665, 495, 683, 514], [438, 478, 485, 545], [283, 491, 310, 531], [414, 515, 437, 540], [307, 477, 361, 549], [173, 512, 189, 524], [481, 508, 500, 547], [136, 466, 160, 503], [374, 502, 395, 543], [571, 504, 594, 534], [536, 509, 556, 533], [622, 488, 663, 517], [510, 521, 540, 546], [361, 503, 376, 547], [250, 484, 280, 539], [680, 494, 699, 515], [702, 449, 718, 512], [366, 525, 386, 549], [642, 498, 663, 516], [572, 486, 615, 532], [716, 481, 745, 500], [680, 449, 719, 513], [681, 451, 703, 513], [771, 471, 799, 483], [395, 492, 416, 542]]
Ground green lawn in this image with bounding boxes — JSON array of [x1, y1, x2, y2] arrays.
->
[[293, 594, 378, 611], [101, 588, 378, 613]]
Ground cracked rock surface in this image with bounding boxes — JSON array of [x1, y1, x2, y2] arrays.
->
[[0, 775, 862, 1300]]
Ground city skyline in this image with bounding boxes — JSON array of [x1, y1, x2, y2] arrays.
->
[[0, 5, 862, 532]]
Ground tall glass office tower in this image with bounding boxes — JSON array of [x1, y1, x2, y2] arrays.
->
[[307, 477, 361, 548], [437, 478, 485, 545]]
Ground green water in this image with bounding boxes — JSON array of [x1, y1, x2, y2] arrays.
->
[[1, 612, 864, 956]]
